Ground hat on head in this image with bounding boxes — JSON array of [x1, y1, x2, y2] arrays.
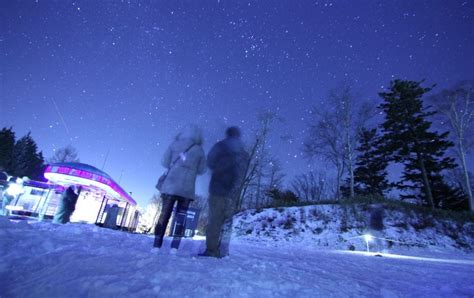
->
[[226, 126, 241, 138]]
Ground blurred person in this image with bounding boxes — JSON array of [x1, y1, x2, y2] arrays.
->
[[103, 204, 120, 230], [153, 124, 206, 252], [0, 171, 9, 211], [53, 185, 81, 224], [1, 176, 27, 216], [367, 203, 387, 254], [200, 126, 248, 258]]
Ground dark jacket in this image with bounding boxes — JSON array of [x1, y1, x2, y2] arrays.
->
[[53, 186, 79, 224], [207, 136, 248, 196], [369, 205, 384, 231]]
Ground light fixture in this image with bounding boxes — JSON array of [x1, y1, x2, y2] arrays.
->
[[363, 234, 373, 252]]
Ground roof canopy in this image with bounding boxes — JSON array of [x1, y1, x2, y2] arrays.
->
[[44, 162, 136, 206]]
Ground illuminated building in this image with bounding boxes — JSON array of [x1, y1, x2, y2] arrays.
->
[[4, 162, 140, 231]]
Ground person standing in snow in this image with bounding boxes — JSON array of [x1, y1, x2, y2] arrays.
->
[[367, 204, 387, 253], [103, 204, 120, 229], [1, 176, 29, 216], [53, 185, 81, 224], [1, 176, 16, 216], [153, 124, 206, 251], [0, 171, 7, 200], [200, 126, 248, 258]]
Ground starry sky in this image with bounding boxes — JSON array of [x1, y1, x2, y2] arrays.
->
[[1, 1, 473, 207]]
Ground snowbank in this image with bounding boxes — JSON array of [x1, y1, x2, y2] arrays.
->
[[231, 204, 474, 255], [0, 208, 473, 297]]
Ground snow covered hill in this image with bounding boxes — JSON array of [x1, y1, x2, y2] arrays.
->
[[231, 204, 474, 253], [0, 205, 473, 297]]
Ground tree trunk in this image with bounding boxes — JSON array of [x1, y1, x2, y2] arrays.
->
[[418, 156, 435, 211], [344, 104, 355, 200], [348, 157, 355, 200], [335, 161, 343, 200], [255, 164, 263, 208], [458, 143, 474, 211], [236, 138, 260, 210]]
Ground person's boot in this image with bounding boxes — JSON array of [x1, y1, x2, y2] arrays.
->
[[153, 237, 163, 248], [198, 249, 221, 258]]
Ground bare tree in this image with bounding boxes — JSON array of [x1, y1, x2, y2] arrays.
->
[[429, 81, 474, 211], [304, 109, 345, 199], [236, 111, 284, 210], [48, 145, 80, 163], [138, 194, 162, 233], [291, 171, 328, 201], [236, 135, 260, 210], [267, 158, 285, 190], [262, 157, 285, 206], [304, 83, 373, 200], [254, 112, 286, 206]]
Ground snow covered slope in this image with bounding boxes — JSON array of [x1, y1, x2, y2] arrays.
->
[[231, 204, 474, 254], [0, 208, 473, 297]]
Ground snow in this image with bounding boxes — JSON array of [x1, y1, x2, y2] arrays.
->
[[1, 211, 473, 297], [231, 205, 474, 255]]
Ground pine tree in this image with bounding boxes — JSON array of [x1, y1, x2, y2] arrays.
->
[[11, 132, 45, 179], [379, 80, 457, 210], [353, 128, 390, 197], [0, 127, 16, 173]]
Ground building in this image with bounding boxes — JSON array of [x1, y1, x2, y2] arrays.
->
[[2, 162, 140, 231]]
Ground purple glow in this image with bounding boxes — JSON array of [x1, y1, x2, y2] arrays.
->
[[44, 165, 136, 206]]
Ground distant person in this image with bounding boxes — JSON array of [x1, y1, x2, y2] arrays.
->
[[0, 172, 10, 214], [1, 179, 16, 216], [53, 185, 81, 224], [0, 172, 7, 197], [200, 126, 248, 258], [153, 124, 206, 252], [1, 176, 27, 216], [103, 204, 120, 229], [367, 204, 386, 253], [0, 171, 8, 182]]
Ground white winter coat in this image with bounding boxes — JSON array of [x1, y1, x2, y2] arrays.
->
[[159, 125, 206, 200]]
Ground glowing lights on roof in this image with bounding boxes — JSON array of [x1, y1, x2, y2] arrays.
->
[[44, 163, 136, 206]]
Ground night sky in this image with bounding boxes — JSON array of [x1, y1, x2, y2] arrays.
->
[[1, 1, 473, 207]]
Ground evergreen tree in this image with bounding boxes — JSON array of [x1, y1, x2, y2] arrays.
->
[[11, 132, 45, 179], [353, 128, 390, 196], [379, 80, 457, 210], [0, 127, 16, 173], [432, 176, 468, 211], [443, 168, 471, 211]]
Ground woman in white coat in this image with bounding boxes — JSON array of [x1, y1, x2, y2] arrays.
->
[[154, 124, 206, 250]]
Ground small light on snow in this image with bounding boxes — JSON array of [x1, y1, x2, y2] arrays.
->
[[363, 234, 373, 242], [363, 234, 373, 252]]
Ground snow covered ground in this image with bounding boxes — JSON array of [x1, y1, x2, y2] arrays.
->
[[1, 215, 473, 297]]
